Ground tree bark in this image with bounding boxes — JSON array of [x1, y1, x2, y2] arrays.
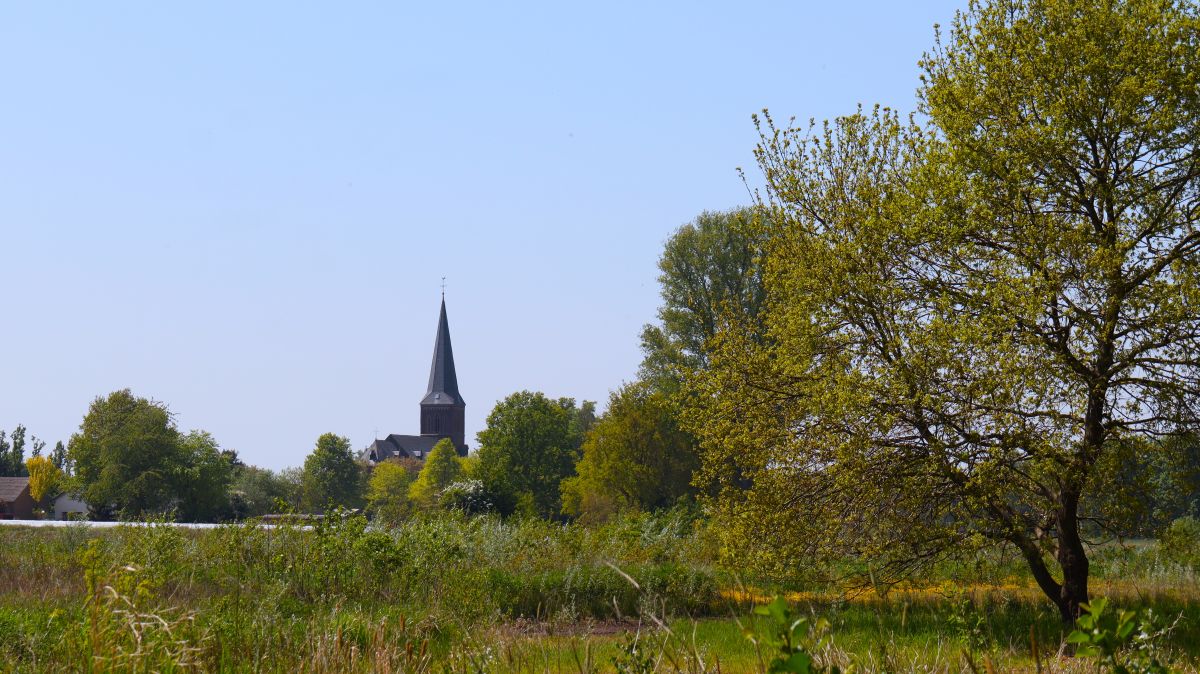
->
[[1055, 489, 1090, 625]]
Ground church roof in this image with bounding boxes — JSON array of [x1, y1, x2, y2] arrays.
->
[[422, 297, 464, 406], [362, 434, 446, 463]]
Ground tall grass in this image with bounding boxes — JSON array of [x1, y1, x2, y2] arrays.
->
[[0, 511, 1197, 672]]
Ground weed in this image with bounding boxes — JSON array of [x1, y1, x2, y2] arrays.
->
[[1068, 597, 1179, 674]]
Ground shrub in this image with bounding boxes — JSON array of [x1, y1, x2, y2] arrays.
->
[[439, 479, 496, 515], [1067, 597, 1176, 674], [1159, 517, 1200, 568]]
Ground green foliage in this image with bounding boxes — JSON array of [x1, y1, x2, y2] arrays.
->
[[300, 432, 364, 512], [68, 390, 186, 518], [1088, 436, 1200, 538], [945, 590, 992, 654], [691, 0, 1200, 623], [1067, 597, 1175, 673], [3, 515, 1200, 671], [747, 597, 839, 674], [67, 392, 240, 522], [409, 438, 465, 509], [561, 381, 699, 522], [51, 440, 68, 473], [229, 464, 299, 518], [1160, 517, 1200, 568], [367, 459, 419, 524], [173, 430, 237, 522], [639, 208, 765, 392], [610, 632, 656, 674], [475, 390, 590, 518], [0, 425, 31, 477], [79, 537, 203, 670], [438, 479, 496, 515]]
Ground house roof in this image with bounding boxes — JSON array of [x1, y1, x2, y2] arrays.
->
[[421, 297, 464, 407], [362, 434, 447, 463], [0, 477, 30, 502]]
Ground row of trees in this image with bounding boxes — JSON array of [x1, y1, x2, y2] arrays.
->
[[338, 390, 692, 523], [0, 425, 66, 478], [17, 212, 756, 526], [65, 390, 243, 521], [50, 384, 697, 525]]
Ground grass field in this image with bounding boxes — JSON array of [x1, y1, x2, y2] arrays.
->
[[0, 512, 1196, 672]]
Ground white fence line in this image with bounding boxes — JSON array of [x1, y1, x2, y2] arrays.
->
[[0, 519, 310, 530]]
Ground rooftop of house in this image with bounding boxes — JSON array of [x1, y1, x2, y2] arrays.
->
[[0, 477, 30, 502]]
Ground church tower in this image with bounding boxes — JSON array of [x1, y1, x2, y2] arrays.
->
[[419, 297, 467, 455]]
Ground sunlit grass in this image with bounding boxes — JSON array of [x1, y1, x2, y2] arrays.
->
[[0, 516, 1197, 672]]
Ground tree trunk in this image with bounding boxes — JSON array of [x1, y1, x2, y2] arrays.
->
[[1055, 490, 1089, 625]]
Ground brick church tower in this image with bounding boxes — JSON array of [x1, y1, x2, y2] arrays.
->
[[419, 297, 466, 453], [361, 296, 468, 463]]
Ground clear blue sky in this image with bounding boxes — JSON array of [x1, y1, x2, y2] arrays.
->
[[0, 1, 961, 470]]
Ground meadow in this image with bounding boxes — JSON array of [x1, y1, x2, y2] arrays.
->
[[0, 511, 1197, 673]]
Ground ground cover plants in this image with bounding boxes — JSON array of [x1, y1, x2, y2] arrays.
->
[[0, 511, 1197, 672]]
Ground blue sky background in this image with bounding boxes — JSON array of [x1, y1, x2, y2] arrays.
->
[[0, 1, 961, 470]]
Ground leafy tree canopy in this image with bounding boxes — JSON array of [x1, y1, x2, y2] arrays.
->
[[25, 455, 62, 504], [230, 464, 300, 519], [67, 390, 238, 521], [68, 390, 186, 518], [639, 208, 765, 392], [300, 432, 365, 513], [0, 426, 32, 477], [561, 382, 699, 522], [692, 0, 1200, 623], [408, 439, 464, 509], [173, 431, 237, 522], [475, 391, 590, 518], [367, 459, 420, 523]]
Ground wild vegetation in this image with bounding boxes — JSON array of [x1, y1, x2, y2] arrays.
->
[[4, 0, 1200, 670], [1, 513, 1198, 672]]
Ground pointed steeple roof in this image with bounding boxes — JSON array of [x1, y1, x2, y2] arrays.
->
[[421, 297, 464, 406]]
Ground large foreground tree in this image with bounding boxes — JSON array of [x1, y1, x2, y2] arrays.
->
[[694, 0, 1200, 623]]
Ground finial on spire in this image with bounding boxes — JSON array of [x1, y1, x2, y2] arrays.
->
[[441, 276, 446, 298]]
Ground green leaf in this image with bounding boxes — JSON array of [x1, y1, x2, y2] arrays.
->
[[769, 651, 813, 674]]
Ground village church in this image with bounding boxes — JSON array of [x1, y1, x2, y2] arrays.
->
[[361, 297, 468, 463]]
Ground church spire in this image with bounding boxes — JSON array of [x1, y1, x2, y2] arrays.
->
[[420, 296, 466, 453], [422, 296, 463, 406]]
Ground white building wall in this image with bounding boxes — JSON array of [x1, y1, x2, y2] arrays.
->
[[52, 493, 89, 520]]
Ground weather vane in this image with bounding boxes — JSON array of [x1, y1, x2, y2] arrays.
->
[[441, 276, 446, 297]]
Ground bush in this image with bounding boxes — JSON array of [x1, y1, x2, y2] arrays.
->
[[439, 479, 496, 515], [1159, 517, 1200, 567], [1067, 597, 1176, 674]]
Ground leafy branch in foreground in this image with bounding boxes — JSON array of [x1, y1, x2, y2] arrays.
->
[[746, 597, 840, 674], [1068, 597, 1179, 674]]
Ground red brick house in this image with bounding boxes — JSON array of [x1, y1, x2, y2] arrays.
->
[[0, 477, 34, 520]]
